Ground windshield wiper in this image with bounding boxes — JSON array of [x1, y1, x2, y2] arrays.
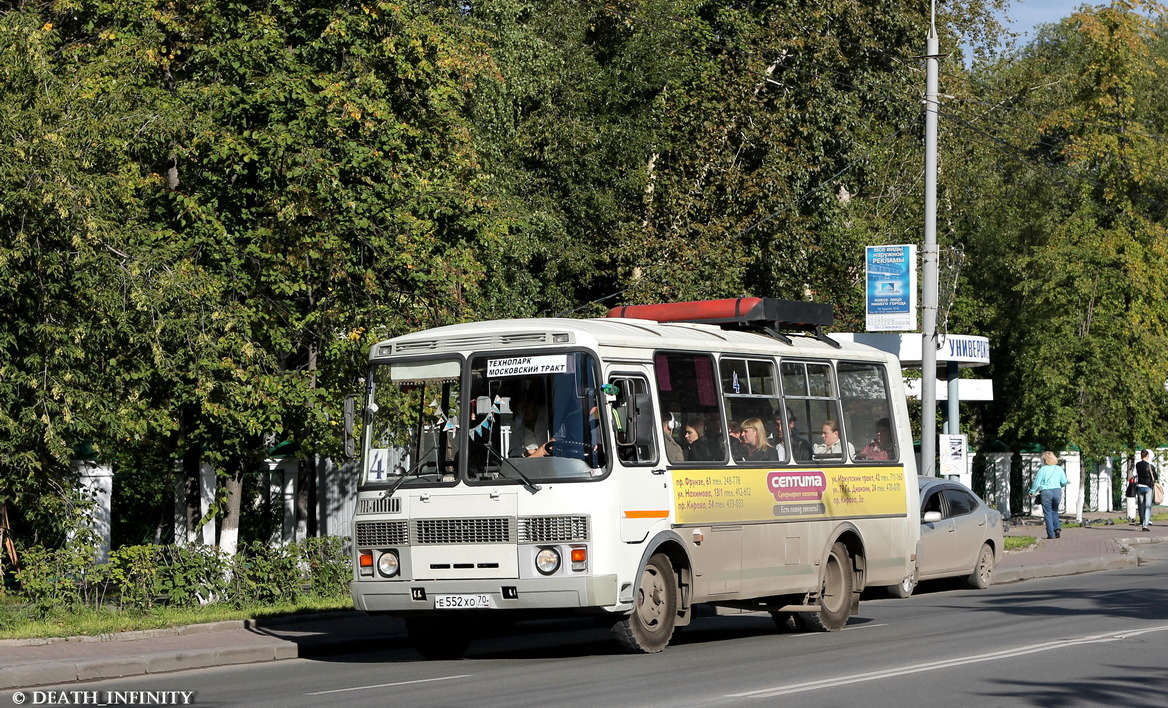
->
[[384, 449, 440, 498], [482, 443, 542, 493]]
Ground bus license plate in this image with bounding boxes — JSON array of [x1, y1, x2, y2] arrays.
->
[[434, 594, 495, 609]]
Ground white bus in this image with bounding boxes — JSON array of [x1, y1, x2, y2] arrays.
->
[[346, 298, 920, 658]]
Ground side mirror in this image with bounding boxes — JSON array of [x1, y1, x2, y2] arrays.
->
[[922, 510, 942, 524], [632, 393, 656, 445], [343, 394, 358, 458]]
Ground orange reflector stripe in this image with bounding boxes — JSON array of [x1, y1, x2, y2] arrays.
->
[[623, 510, 669, 519]]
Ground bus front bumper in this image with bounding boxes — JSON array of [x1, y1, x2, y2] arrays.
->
[[351, 574, 621, 614]]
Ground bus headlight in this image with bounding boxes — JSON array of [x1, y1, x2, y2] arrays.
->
[[377, 550, 400, 577], [535, 547, 561, 575]]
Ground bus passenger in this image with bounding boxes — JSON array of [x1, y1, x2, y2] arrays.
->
[[782, 408, 814, 461], [814, 419, 855, 458], [683, 419, 715, 461], [509, 395, 550, 457], [726, 419, 747, 460], [740, 417, 780, 462], [858, 418, 895, 461], [663, 413, 685, 463]]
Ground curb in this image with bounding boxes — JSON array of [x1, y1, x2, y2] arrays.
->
[[0, 642, 302, 690], [995, 555, 1137, 584], [0, 610, 364, 649]]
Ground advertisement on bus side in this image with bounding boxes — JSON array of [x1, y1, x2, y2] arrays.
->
[[671, 467, 908, 523]]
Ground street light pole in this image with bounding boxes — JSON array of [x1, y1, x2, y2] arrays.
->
[[921, 2, 940, 477]]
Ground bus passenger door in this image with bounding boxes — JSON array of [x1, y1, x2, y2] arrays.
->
[[610, 374, 672, 542]]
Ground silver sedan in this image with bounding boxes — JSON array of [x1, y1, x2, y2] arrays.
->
[[888, 476, 1004, 598]]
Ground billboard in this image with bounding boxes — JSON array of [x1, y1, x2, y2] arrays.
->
[[866, 245, 917, 332]]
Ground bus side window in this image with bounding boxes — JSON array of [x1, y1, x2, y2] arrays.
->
[[656, 352, 724, 464], [782, 361, 842, 463], [838, 362, 898, 462], [611, 376, 657, 465], [720, 357, 778, 464]]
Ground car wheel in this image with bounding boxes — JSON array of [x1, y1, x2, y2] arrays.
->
[[966, 543, 995, 590], [888, 571, 917, 599]]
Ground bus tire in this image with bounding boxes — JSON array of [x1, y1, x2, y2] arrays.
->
[[966, 543, 995, 590], [770, 611, 799, 633], [612, 553, 677, 653], [797, 542, 854, 632], [406, 616, 473, 660]]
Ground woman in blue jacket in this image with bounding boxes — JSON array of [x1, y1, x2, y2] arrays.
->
[[1029, 451, 1068, 539]]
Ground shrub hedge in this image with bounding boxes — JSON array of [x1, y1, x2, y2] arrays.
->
[[11, 537, 351, 617]]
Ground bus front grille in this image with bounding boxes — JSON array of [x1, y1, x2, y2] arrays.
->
[[357, 497, 401, 515], [415, 517, 512, 544], [519, 516, 589, 543], [355, 520, 409, 547]]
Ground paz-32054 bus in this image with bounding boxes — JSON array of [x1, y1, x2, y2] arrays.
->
[[345, 298, 920, 657]]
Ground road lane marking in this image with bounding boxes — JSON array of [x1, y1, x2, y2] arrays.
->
[[306, 674, 473, 695], [728, 624, 1168, 698]]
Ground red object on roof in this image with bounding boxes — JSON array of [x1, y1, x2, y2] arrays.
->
[[605, 297, 832, 329]]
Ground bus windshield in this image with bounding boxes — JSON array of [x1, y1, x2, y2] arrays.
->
[[362, 352, 608, 488], [465, 351, 607, 482], [363, 358, 463, 487]]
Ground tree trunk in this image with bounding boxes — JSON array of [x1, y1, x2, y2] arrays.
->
[[181, 447, 202, 546], [295, 458, 310, 542], [219, 459, 243, 556]]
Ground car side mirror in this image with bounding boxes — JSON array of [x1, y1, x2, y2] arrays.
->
[[923, 510, 942, 524]]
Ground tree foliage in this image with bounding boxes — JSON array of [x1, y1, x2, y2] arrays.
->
[[951, 0, 1168, 456], [3, 0, 1168, 542]]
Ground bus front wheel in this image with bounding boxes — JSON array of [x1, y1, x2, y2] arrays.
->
[[795, 542, 854, 632], [612, 553, 678, 653]]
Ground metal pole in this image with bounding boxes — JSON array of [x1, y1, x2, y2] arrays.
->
[[947, 360, 960, 434], [921, 4, 940, 477]]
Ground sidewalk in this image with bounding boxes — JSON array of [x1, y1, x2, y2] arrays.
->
[[0, 513, 1162, 690]]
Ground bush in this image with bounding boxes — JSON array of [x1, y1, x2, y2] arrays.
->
[[156, 545, 232, 607], [231, 542, 299, 605], [107, 545, 159, 612], [296, 537, 351, 598], [14, 543, 107, 617], [12, 535, 351, 619]]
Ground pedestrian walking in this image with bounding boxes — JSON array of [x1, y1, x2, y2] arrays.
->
[[1133, 450, 1158, 531], [1029, 451, 1068, 539]]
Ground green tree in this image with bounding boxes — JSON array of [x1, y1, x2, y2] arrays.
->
[[953, 1, 1168, 458]]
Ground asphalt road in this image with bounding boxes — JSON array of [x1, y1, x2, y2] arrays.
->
[[10, 547, 1168, 708]]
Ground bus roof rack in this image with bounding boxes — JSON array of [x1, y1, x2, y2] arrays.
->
[[605, 297, 839, 348]]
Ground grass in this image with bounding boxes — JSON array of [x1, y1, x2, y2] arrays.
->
[[0, 595, 352, 641], [1004, 536, 1037, 551]]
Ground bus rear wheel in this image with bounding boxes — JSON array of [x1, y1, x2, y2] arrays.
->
[[406, 616, 473, 660], [795, 542, 854, 632], [612, 553, 677, 653]]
